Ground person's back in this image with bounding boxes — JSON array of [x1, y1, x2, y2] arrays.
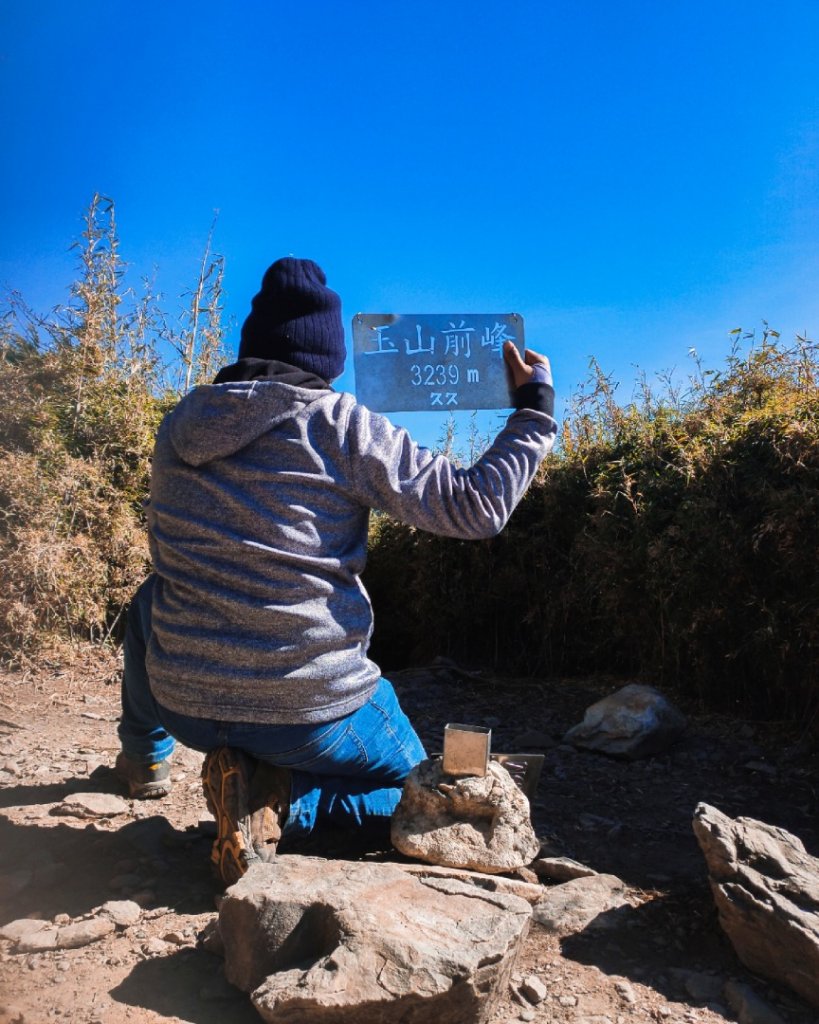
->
[[115, 256, 558, 886]]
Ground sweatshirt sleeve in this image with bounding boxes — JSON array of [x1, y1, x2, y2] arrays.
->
[[344, 403, 558, 540]]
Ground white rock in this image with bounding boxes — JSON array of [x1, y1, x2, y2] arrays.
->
[[391, 758, 540, 873], [563, 684, 686, 759], [520, 974, 548, 1004], [614, 980, 637, 1004]]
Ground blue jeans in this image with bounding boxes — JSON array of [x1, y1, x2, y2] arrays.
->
[[118, 577, 426, 838]]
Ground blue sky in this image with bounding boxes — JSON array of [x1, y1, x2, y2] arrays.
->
[[2, 1, 818, 447]]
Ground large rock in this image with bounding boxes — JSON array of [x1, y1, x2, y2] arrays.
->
[[391, 759, 539, 873], [563, 683, 686, 759], [218, 855, 532, 1023], [693, 802, 819, 1011]]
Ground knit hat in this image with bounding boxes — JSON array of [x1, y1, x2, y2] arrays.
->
[[238, 258, 346, 381]]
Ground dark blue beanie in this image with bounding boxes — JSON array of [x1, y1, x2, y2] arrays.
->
[[238, 258, 346, 381]]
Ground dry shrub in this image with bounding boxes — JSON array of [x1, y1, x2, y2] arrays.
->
[[0, 194, 225, 662], [365, 328, 819, 728]]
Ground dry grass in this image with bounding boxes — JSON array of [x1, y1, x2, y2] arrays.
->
[[0, 195, 225, 662]]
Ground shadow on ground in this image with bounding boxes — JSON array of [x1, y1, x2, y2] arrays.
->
[[0, 812, 216, 923], [111, 948, 261, 1023]]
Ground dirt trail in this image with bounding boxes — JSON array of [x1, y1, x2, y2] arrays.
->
[[0, 649, 816, 1024]]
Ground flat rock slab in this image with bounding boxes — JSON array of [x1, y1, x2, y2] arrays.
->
[[693, 802, 819, 1011], [532, 873, 629, 937], [391, 759, 539, 873], [52, 792, 129, 817], [563, 683, 686, 759], [218, 855, 532, 1023]]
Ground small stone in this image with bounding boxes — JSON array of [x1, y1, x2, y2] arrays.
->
[[558, 994, 578, 1007], [518, 1010, 536, 1022], [53, 792, 128, 818], [99, 900, 141, 927], [163, 930, 188, 944], [53, 914, 70, 926], [21, 917, 116, 954], [615, 980, 637, 1004], [0, 919, 50, 943], [521, 975, 548, 1004], [531, 856, 598, 882], [53, 918, 115, 950], [17, 929, 60, 953], [142, 937, 171, 955]]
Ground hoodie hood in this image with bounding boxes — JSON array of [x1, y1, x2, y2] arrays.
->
[[165, 360, 332, 466]]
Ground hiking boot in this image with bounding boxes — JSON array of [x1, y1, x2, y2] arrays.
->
[[115, 752, 172, 799], [201, 747, 290, 887], [248, 759, 290, 860]]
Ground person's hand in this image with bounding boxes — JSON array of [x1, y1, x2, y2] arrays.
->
[[503, 342, 553, 389]]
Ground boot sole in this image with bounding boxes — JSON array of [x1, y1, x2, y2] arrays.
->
[[201, 747, 258, 886]]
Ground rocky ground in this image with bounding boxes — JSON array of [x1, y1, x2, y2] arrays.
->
[[0, 648, 817, 1024]]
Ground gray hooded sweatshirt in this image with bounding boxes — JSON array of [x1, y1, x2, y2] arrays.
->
[[145, 376, 557, 724]]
